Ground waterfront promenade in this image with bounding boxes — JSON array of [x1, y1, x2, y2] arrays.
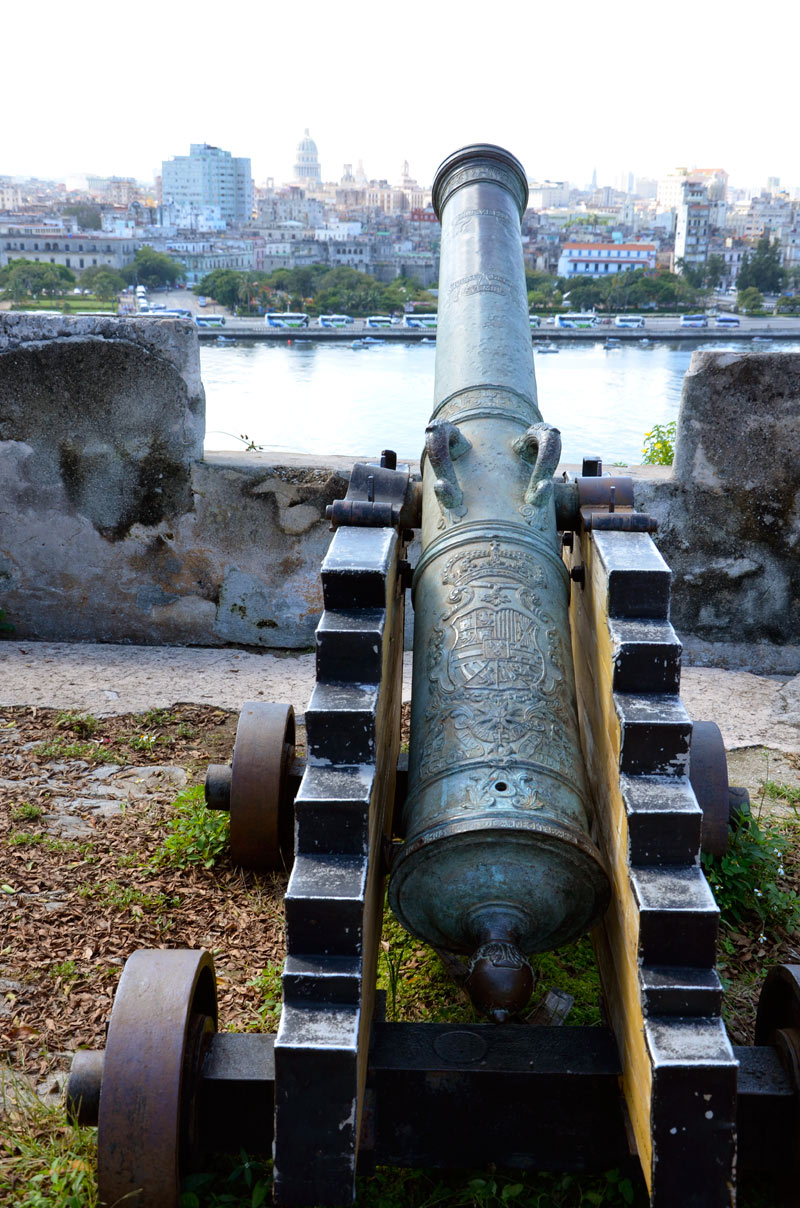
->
[[198, 315, 800, 343]]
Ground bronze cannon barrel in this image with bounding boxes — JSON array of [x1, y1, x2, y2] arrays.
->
[[388, 145, 610, 1020]]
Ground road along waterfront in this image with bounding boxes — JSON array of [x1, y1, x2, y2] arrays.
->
[[200, 335, 800, 467]]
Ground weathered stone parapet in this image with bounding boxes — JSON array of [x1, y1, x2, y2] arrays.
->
[[633, 350, 800, 670], [0, 316, 348, 647], [2, 321, 798, 666]]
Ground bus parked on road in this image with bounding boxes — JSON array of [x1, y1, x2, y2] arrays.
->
[[195, 314, 226, 328], [364, 315, 394, 329], [403, 313, 438, 329], [317, 314, 354, 328], [265, 312, 309, 328], [554, 313, 597, 329], [715, 314, 740, 327], [614, 315, 646, 328], [680, 314, 708, 328]]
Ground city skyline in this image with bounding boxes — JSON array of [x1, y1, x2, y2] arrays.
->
[[5, 1, 798, 194]]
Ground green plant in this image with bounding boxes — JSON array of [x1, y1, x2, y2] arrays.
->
[[701, 802, 799, 933], [0, 1074, 98, 1207], [129, 732, 159, 752], [152, 784, 230, 870], [8, 832, 44, 847], [641, 421, 676, 466], [142, 707, 177, 728], [55, 711, 99, 739], [51, 960, 78, 982], [247, 964, 283, 1031], [11, 802, 43, 822], [36, 737, 117, 765], [763, 780, 800, 808], [78, 880, 179, 915]]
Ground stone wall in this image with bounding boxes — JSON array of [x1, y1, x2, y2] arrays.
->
[[0, 316, 348, 648], [1, 317, 798, 669], [634, 349, 800, 672]]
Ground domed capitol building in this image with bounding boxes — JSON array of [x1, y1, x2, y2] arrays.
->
[[294, 130, 321, 185]]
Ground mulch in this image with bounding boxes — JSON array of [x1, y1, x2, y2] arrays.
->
[[0, 705, 287, 1085], [1, 701, 799, 1094]]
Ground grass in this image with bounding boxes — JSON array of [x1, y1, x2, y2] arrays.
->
[[11, 803, 43, 823], [35, 736, 118, 765], [0, 1072, 98, 1208], [77, 879, 179, 913], [55, 712, 99, 739]]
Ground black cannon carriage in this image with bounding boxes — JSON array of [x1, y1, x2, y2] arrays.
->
[[69, 146, 800, 1207]]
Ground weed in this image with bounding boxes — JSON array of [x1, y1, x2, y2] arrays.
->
[[152, 784, 230, 870], [8, 832, 44, 848], [142, 707, 177, 728], [247, 964, 283, 1031], [36, 737, 117, 765], [78, 880, 180, 915], [11, 802, 43, 822], [239, 433, 264, 452], [177, 722, 196, 740], [701, 802, 800, 932], [51, 960, 78, 982], [129, 732, 159, 752], [641, 421, 676, 466], [763, 780, 800, 808], [0, 1072, 98, 1207], [116, 852, 144, 869], [55, 711, 99, 739]]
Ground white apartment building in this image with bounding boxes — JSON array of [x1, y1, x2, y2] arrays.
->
[[528, 181, 570, 209], [1, 225, 135, 272], [674, 181, 710, 270], [557, 242, 657, 277], [161, 144, 253, 226]]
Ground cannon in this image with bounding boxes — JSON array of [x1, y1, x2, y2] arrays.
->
[[69, 145, 800, 1207]]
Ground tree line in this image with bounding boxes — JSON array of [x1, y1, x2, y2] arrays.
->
[[0, 247, 185, 303], [196, 265, 434, 317]]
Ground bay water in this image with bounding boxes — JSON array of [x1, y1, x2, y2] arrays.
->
[[199, 339, 781, 466]]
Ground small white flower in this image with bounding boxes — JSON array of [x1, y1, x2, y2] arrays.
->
[[754, 889, 763, 897]]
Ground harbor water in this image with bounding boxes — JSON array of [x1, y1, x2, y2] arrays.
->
[[200, 338, 791, 466]]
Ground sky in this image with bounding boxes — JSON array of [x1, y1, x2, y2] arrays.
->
[[4, 1, 798, 195]]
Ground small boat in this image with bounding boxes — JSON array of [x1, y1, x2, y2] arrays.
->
[[603, 338, 622, 349], [351, 338, 369, 349], [215, 335, 234, 344], [362, 336, 385, 345], [536, 343, 559, 354]]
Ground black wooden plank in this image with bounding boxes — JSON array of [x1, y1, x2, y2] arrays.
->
[[366, 1022, 628, 1173], [592, 531, 672, 619], [622, 774, 702, 866], [615, 693, 692, 777], [608, 617, 682, 695]]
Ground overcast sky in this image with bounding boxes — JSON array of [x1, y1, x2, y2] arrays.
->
[[4, 1, 797, 194]]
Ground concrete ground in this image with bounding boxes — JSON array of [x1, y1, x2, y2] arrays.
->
[[1, 640, 799, 800]]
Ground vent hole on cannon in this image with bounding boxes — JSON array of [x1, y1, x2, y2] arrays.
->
[[494, 782, 509, 793]]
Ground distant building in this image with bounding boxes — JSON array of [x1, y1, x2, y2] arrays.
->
[[557, 242, 656, 277], [1, 225, 135, 273], [161, 144, 253, 226], [528, 181, 570, 209], [674, 180, 711, 271], [294, 130, 321, 185]]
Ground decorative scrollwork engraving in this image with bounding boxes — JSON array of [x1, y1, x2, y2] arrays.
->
[[418, 541, 575, 779]]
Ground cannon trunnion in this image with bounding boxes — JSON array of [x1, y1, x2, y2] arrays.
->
[[70, 147, 800, 1207]]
